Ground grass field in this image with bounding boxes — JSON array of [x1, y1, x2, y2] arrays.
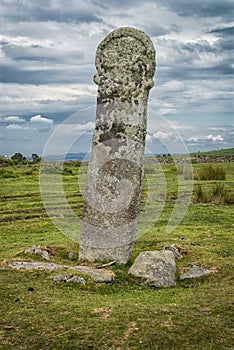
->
[[0, 158, 233, 349]]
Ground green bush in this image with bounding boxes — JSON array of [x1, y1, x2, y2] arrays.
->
[[11, 152, 27, 165]]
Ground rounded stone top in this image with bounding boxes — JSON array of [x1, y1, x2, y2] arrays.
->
[[95, 27, 156, 82]]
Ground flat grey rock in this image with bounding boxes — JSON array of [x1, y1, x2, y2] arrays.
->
[[50, 274, 86, 284], [9, 261, 115, 283], [128, 250, 176, 288], [180, 265, 212, 280]]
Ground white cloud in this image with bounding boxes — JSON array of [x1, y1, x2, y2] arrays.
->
[[1, 116, 26, 123], [0, 116, 26, 124], [30, 115, 54, 124], [6, 124, 23, 130], [146, 134, 153, 141], [6, 124, 29, 130], [189, 134, 224, 143], [74, 121, 95, 131], [188, 136, 199, 142], [153, 131, 172, 140], [207, 134, 224, 142]]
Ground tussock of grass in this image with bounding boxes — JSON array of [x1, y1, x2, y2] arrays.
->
[[194, 183, 234, 204], [195, 164, 226, 180]]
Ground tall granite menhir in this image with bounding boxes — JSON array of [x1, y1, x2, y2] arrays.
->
[[79, 27, 156, 264]]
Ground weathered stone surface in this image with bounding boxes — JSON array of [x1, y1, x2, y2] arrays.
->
[[180, 265, 212, 280], [162, 244, 183, 260], [128, 250, 176, 288], [9, 261, 64, 272], [73, 265, 115, 283], [79, 27, 156, 264], [50, 274, 86, 284], [9, 261, 115, 283], [26, 245, 50, 261]]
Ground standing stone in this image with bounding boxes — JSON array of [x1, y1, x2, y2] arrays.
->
[[79, 27, 156, 264]]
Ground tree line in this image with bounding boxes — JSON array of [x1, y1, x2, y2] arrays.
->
[[0, 153, 41, 166]]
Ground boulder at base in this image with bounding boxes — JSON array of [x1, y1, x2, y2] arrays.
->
[[128, 250, 176, 288]]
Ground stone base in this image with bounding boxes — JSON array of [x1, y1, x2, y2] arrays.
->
[[79, 243, 134, 265]]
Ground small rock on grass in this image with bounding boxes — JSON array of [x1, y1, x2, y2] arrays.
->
[[180, 265, 212, 280], [26, 246, 50, 261], [68, 252, 75, 259], [128, 250, 176, 288], [50, 274, 86, 285], [162, 244, 183, 260]]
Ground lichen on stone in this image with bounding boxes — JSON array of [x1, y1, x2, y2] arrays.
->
[[94, 27, 156, 104], [79, 27, 156, 264]]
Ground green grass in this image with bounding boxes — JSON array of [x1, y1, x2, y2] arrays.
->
[[0, 161, 233, 349]]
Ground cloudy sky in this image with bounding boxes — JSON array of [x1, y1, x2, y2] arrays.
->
[[0, 0, 233, 157]]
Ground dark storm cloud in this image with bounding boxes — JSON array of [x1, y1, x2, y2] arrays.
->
[[202, 60, 234, 76], [159, 61, 234, 82], [208, 26, 234, 36], [1, 1, 231, 86], [1, 0, 102, 24], [157, 0, 234, 20], [143, 24, 182, 38], [0, 63, 93, 84], [92, 0, 144, 9], [217, 39, 233, 52], [1, 43, 59, 62], [156, 26, 234, 84], [141, 25, 169, 37], [180, 40, 217, 54], [1, 0, 233, 154], [208, 26, 234, 52], [0, 64, 56, 84], [1, 42, 85, 63]]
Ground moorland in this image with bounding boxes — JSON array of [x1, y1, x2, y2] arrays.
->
[[0, 149, 233, 349]]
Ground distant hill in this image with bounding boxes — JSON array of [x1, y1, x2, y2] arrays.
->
[[44, 153, 88, 161], [43, 148, 233, 162], [190, 148, 234, 158], [44, 152, 163, 161]]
